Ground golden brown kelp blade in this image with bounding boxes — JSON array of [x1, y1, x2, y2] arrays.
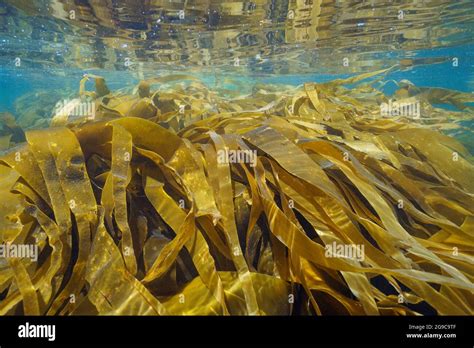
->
[[0, 73, 473, 315]]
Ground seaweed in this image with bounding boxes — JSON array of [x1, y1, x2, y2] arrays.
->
[[0, 72, 473, 315]]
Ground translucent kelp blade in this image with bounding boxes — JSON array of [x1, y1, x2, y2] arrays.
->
[[0, 72, 472, 316]]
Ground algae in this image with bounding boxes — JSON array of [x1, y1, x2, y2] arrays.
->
[[0, 71, 473, 315]]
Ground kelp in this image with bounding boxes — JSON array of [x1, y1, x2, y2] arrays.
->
[[0, 71, 473, 315]]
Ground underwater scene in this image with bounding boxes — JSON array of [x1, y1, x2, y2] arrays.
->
[[0, 0, 473, 316]]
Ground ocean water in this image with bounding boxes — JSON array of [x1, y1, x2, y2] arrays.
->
[[0, 0, 473, 318], [1, 0, 473, 115]]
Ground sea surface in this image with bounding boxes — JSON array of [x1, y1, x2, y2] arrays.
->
[[0, 0, 473, 149]]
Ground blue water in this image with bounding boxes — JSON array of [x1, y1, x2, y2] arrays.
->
[[2, 42, 473, 112]]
